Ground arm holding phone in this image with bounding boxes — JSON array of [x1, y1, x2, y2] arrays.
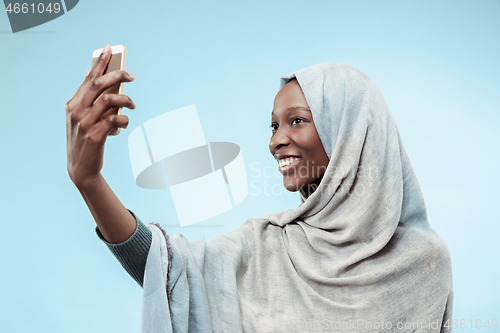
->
[[65, 44, 137, 244]]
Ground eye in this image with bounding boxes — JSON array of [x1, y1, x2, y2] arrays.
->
[[270, 123, 278, 132], [291, 118, 304, 125]]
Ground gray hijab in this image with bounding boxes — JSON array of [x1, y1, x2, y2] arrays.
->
[[141, 62, 453, 333]]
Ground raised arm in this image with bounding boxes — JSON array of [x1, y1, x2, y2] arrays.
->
[[65, 43, 137, 243]]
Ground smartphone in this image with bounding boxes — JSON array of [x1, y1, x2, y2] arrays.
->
[[91, 44, 127, 136]]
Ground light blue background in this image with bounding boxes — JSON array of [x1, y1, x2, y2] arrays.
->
[[1, 0, 499, 332]]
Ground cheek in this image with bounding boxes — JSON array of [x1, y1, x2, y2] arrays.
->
[[295, 127, 316, 145], [301, 131, 328, 174], [300, 130, 324, 157]]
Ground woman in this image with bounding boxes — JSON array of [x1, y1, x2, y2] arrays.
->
[[66, 45, 453, 332]]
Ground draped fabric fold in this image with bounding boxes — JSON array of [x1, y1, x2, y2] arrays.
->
[[141, 62, 453, 333]]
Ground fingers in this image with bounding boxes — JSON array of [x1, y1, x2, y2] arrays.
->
[[70, 45, 112, 105], [90, 115, 129, 144], [89, 44, 112, 79], [82, 93, 136, 126], [66, 45, 136, 138], [66, 45, 112, 120], [82, 70, 135, 108]]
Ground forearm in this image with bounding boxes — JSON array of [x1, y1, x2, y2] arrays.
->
[[77, 173, 136, 244]]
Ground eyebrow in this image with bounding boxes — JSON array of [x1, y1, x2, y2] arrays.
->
[[271, 106, 311, 116]]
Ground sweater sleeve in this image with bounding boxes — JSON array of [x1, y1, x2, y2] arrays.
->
[[95, 209, 153, 287]]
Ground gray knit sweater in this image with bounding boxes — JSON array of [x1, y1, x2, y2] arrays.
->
[[95, 209, 152, 286]]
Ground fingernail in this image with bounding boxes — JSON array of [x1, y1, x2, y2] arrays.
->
[[102, 44, 111, 56], [128, 72, 135, 80], [131, 100, 137, 108]]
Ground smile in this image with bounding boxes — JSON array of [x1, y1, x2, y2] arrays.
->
[[278, 157, 301, 173]]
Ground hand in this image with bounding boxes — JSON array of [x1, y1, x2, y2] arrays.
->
[[66, 44, 136, 188]]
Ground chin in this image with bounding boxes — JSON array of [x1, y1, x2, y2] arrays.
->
[[283, 179, 302, 192]]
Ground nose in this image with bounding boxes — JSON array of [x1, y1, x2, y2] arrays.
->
[[269, 126, 291, 154]]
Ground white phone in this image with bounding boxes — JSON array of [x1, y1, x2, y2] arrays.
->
[[91, 44, 127, 136]]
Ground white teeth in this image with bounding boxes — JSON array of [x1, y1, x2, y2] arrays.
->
[[278, 157, 299, 167]]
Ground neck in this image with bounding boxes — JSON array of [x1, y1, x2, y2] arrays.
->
[[300, 177, 323, 199]]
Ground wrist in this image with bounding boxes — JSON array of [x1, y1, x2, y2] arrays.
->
[[74, 173, 105, 193]]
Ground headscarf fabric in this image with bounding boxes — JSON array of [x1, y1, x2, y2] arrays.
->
[[141, 62, 453, 333]]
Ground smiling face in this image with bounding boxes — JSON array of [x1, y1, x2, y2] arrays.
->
[[269, 78, 330, 194]]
